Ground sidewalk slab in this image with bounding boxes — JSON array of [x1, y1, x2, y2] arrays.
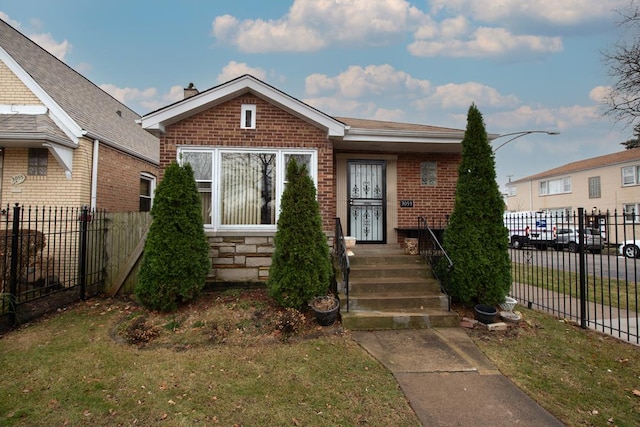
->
[[351, 328, 564, 427]]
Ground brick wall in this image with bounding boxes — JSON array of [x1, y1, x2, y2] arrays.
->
[[396, 152, 460, 229], [1, 139, 92, 207], [96, 143, 159, 212], [159, 94, 335, 230], [0, 138, 158, 212], [0, 61, 40, 104]]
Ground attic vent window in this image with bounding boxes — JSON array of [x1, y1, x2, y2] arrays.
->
[[241, 104, 256, 129]]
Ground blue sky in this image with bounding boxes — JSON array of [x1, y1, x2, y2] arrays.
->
[[0, 0, 630, 192]]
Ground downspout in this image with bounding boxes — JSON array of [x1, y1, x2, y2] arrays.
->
[[529, 180, 533, 211], [90, 139, 99, 210]]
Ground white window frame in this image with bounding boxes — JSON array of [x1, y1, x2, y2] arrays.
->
[[539, 177, 571, 196], [178, 146, 317, 231], [240, 104, 256, 129], [623, 203, 640, 223], [139, 172, 156, 212], [622, 165, 640, 186]]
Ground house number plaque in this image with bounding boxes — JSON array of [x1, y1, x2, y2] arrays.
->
[[400, 200, 414, 208]]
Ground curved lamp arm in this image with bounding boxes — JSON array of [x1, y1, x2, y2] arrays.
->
[[492, 130, 560, 152]]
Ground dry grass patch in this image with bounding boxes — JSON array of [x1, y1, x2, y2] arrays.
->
[[0, 289, 420, 426], [464, 306, 640, 427]]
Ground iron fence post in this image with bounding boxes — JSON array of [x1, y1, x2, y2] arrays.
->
[[8, 203, 21, 326], [78, 206, 89, 300], [578, 207, 587, 329]]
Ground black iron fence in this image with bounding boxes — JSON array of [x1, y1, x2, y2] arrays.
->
[[0, 204, 107, 330], [507, 208, 640, 344]]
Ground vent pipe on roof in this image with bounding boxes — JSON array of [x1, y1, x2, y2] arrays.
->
[[184, 82, 199, 99]]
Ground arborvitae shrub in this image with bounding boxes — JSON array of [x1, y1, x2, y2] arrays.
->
[[441, 104, 511, 305], [135, 162, 210, 311], [268, 158, 332, 309]]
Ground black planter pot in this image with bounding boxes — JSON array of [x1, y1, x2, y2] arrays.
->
[[310, 296, 340, 326], [474, 304, 498, 324]]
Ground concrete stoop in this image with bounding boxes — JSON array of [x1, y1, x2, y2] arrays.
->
[[337, 245, 458, 330]]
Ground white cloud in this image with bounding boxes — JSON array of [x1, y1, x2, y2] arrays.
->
[[303, 96, 378, 118], [100, 83, 183, 114], [1, 13, 72, 61], [211, 0, 424, 53], [0, 12, 21, 29], [429, 0, 622, 27], [420, 82, 520, 110], [305, 65, 431, 99], [484, 103, 599, 135], [408, 26, 562, 58], [589, 85, 610, 103], [216, 61, 267, 83]]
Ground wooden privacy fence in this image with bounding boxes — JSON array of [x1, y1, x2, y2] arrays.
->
[[103, 211, 152, 296]]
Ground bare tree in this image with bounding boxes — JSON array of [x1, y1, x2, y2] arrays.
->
[[603, 0, 640, 143]]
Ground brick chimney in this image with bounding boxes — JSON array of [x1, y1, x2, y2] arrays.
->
[[184, 82, 199, 99]]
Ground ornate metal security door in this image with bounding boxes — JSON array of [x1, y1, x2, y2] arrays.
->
[[347, 160, 386, 243]]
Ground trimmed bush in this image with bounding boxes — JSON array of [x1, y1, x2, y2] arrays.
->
[[268, 158, 332, 309], [441, 104, 511, 305], [135, 162, 210, 311]]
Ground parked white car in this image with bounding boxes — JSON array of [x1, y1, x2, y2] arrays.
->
[[619, 240, 640, 258]]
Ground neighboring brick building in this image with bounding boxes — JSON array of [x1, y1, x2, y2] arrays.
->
[[0, 19, 159, 212], [142, 75, 464, 282]]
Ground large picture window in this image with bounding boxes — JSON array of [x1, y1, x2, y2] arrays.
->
[[179, 147, 316, 230]]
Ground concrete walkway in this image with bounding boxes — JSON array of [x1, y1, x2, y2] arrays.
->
[[351, 328, 565, 426]]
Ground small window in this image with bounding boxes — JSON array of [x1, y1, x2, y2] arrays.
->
[[139, 173, 156, 212], [28, 148, 48, 176], [420, 161, 437, 186], [623, 203, 640, 223], [588, 176, 601, 199], [622, 165, 640, 186], [240, 104, 256, 129]]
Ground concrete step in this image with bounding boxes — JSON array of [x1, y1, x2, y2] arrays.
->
[[343, 294, 449, 311], [348, 252, 424, 266], [340, 309, 459, 330], [334, 243, 456, 330], [349, 264, 430, 279], [348, 276, 441, 294]]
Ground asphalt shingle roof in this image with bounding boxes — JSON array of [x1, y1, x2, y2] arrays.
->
[[0, 19, 158, 163], [510, 147, 640, 184], [334, 116, 463, 133]]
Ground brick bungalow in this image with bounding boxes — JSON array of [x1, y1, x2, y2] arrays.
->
[[0, 18, 159, 212], [141, 74, 463, 283]]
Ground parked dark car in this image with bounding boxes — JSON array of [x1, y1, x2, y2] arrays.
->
[[555, 228, 603, 253]]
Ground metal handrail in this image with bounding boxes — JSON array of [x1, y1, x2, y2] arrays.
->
[[417, 216, 452, 310], [334, 218, 351, 312]]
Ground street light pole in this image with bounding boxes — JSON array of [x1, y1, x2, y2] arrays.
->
[[492, 130, 560, 152]]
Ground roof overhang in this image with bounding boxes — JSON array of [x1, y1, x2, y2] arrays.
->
[[141, 74, 346, 138], [334, 128, 465, 153], [0, 46, 83, 145]]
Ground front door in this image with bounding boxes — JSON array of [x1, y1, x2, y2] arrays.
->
[[347, 160, 386, 243]]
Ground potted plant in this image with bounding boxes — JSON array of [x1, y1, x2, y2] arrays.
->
[[309, 295, 340, 326]]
